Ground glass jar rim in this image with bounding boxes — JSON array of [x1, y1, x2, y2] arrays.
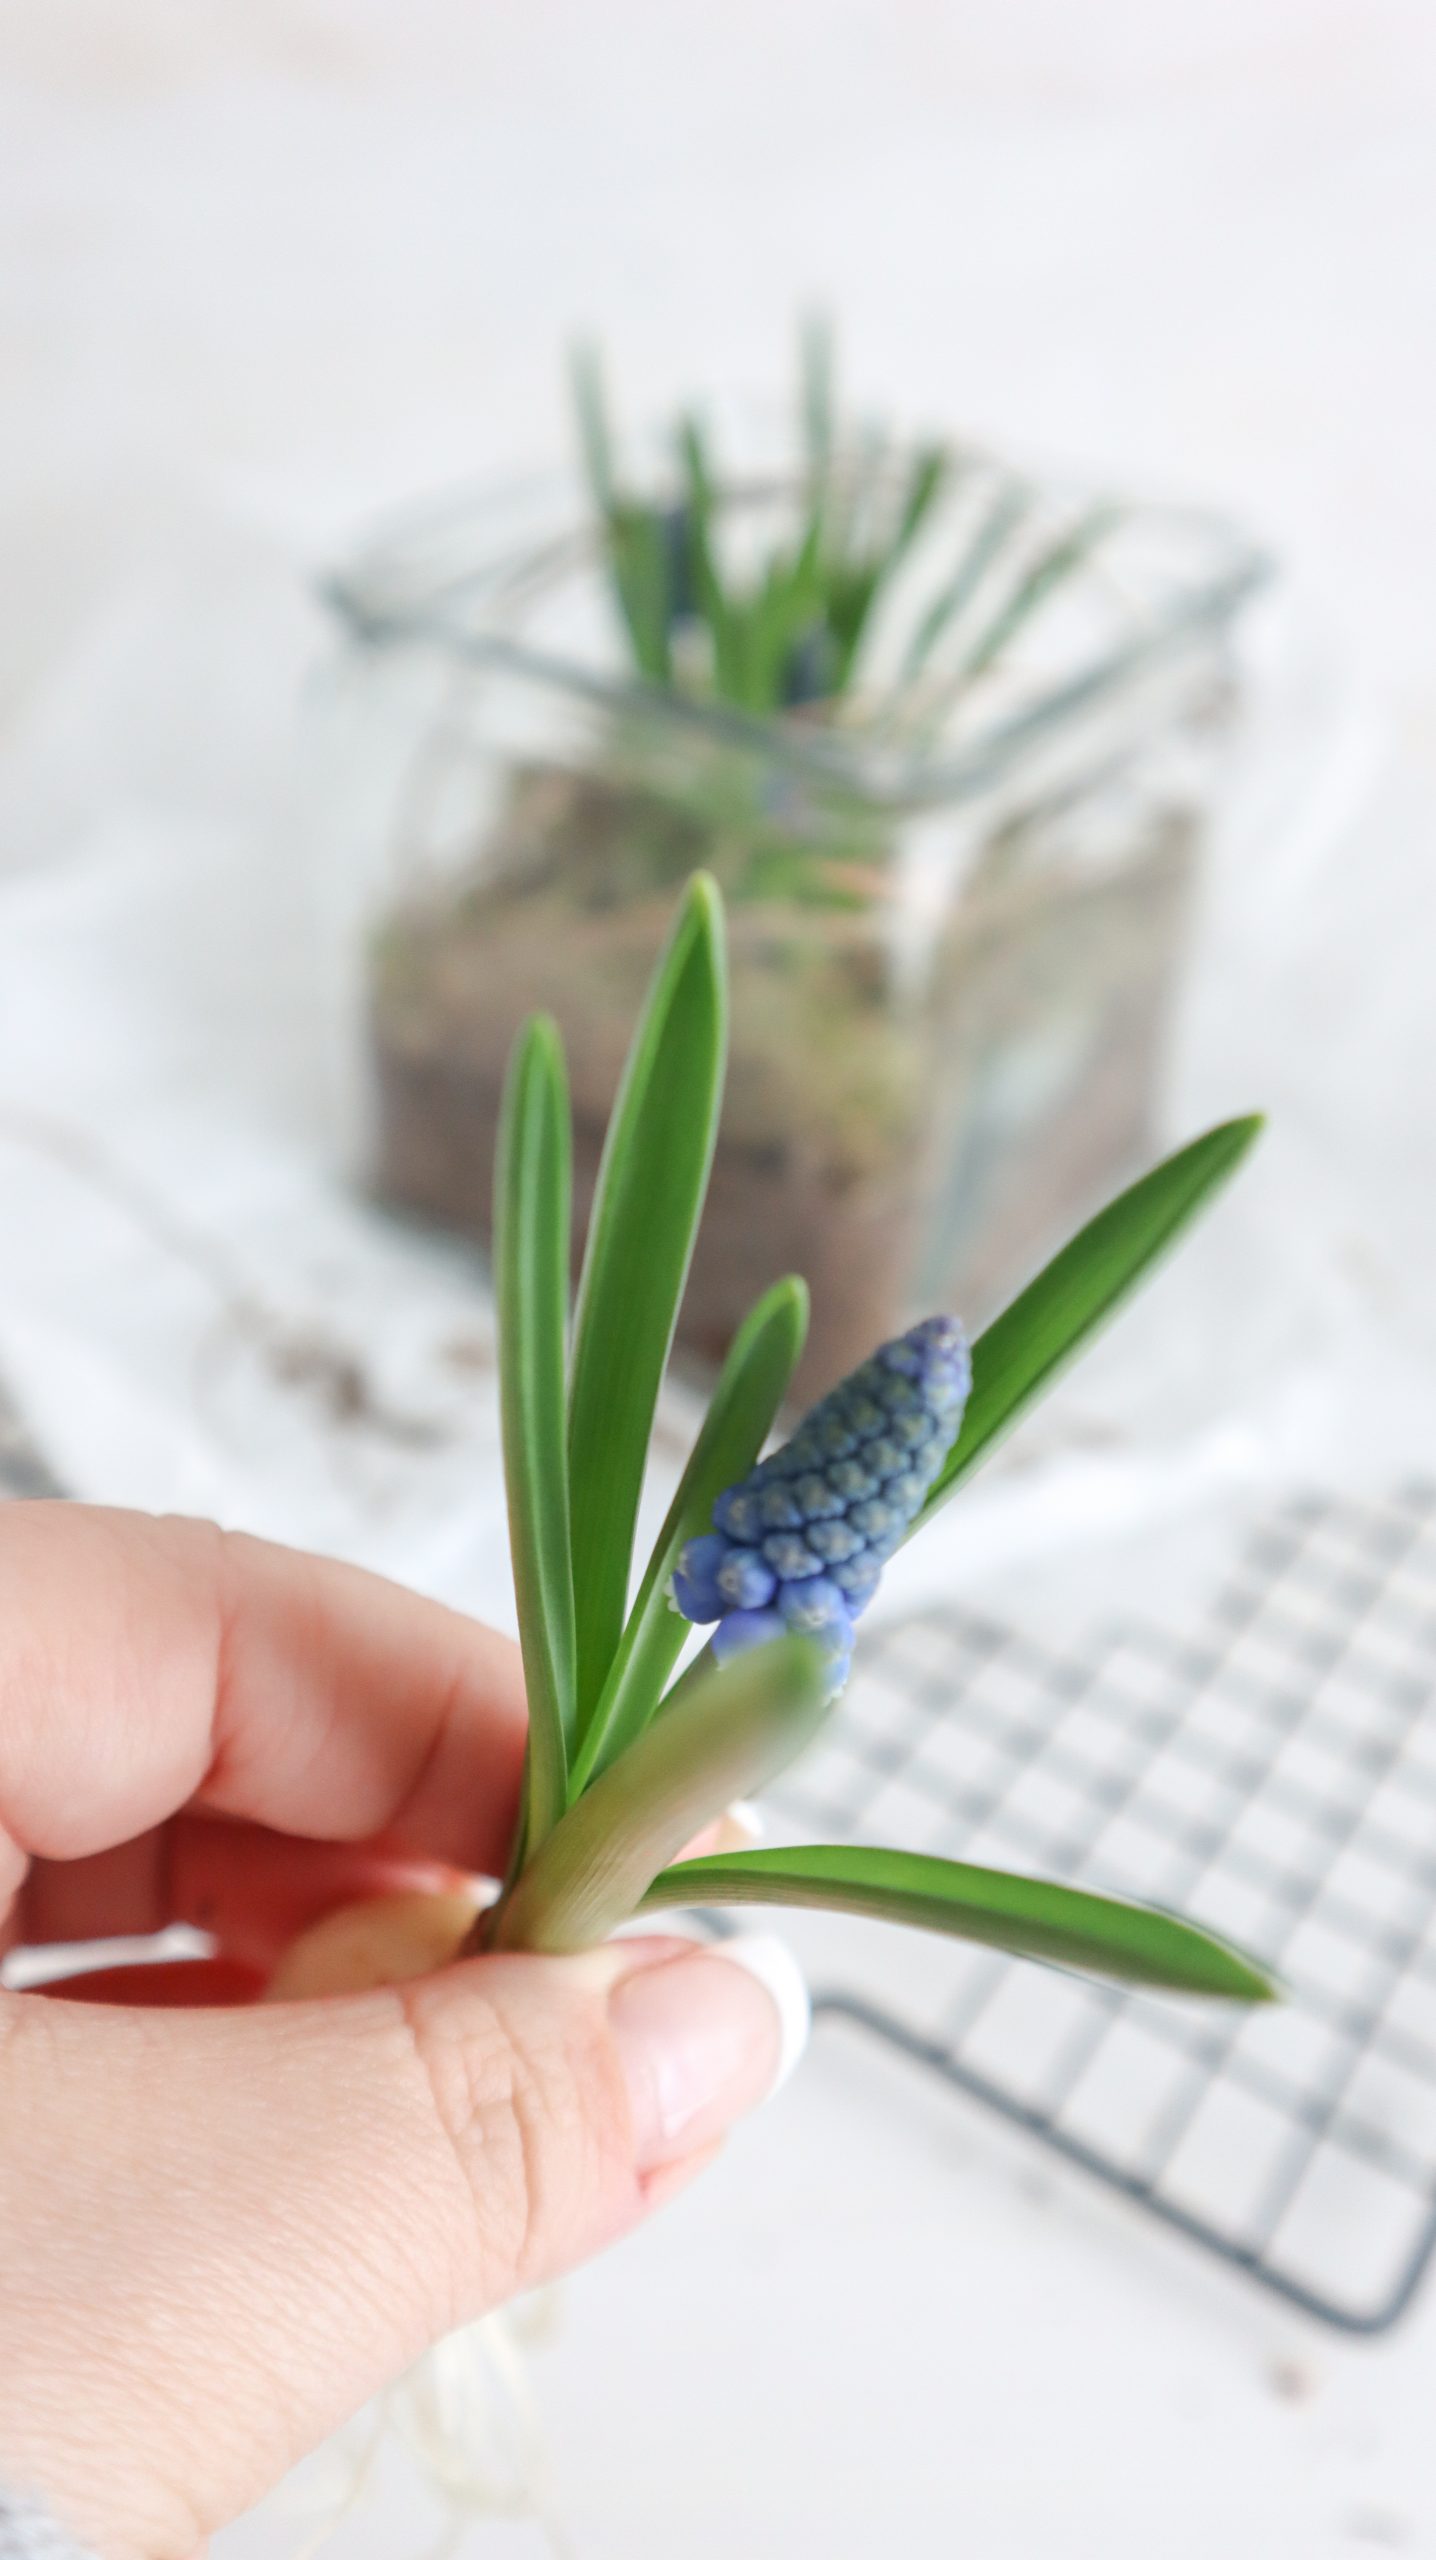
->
[[322, 448, 1273, 811]]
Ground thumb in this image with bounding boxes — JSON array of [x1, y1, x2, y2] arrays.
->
[[0, 1933, 807, 2559]]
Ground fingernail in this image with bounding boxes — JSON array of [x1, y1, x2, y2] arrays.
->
[[610, 1934, 809, 2172], [708, 1933, 808, 2091]]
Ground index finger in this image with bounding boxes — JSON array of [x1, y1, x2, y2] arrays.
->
[[0, 1505, 527, 1889]]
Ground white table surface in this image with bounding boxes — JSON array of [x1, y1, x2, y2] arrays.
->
[[3, 6, 1436, 2553]]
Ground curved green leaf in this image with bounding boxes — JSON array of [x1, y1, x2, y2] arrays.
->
[[494, 1638, 829, 1954], [801, 308, 834, 488], [902, 478, 1031, 682], [568, 874, 728, 1732], [641, 1844, 1277, 2000], [494, 1017, 576, 1850], [569, 1275, 810, 1798], [916, 1116, 1263, 1530], [958, 504, 1121, 683], [570, 341, 617, 513]]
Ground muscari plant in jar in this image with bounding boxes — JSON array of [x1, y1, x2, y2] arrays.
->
[[358, 328, 1268, 1400]]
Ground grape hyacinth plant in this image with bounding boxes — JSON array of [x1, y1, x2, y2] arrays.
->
[[474, 870, 1274, 2004]]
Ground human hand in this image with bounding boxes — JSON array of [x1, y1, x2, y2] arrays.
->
[[0, 1506, 805, 2559]]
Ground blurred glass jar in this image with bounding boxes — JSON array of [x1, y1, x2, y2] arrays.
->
[[320, 436, 1270, 1399]]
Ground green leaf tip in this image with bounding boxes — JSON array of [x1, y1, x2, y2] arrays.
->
[[917, 1112, 1265, 1526], [683, 867, 724, 930], [1215, 1112, 1265, 1150], [641, 1844, 1280, 2001]]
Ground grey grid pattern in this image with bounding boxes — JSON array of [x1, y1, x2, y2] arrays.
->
[[777, 1481, 1436, 2332]]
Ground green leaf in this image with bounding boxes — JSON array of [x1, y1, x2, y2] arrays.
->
[[570, 341, 617, 514], [493, 1016, 576, 1850], [567, 875, 728, 1731], [824, 557, 880, 655], [800, 309, 835, 491], [958, 503, 1121, 684], [902, 478, 1031, 681], [569, 348, 674, 682], [569, 1274, 810, 1796], [494, 1637, 830, 1953], [641, 1845, 1277, 1999], [830, 446, 949, 694], [751, 514, 826, 710], [679, 419, 744, 698], [916, 1117, 1264, 1530], [608, 504, 674, 684], [890, 443, 949, 562]]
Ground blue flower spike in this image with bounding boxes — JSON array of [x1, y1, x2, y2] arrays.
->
[[673, 1314, 971, 1699]]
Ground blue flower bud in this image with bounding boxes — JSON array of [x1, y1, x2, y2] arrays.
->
[[806, 1517, 863, 1563], [715, 1546, 779, 1611], [713, 1484, 765, 1545], [761, 1531, 824, 1580], [671, 1313, 971, 1695], [670, 1529, 729, 1622], [832, 1550, 882, 1613], [864, 1435, 906, 1480], [711, 1606, 788, 1663], [777, 1574, 852, 1643], [849, 1495, 900, 1549], [890, 1408, 937, 1451], [845, 1391, 886, 1437]]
